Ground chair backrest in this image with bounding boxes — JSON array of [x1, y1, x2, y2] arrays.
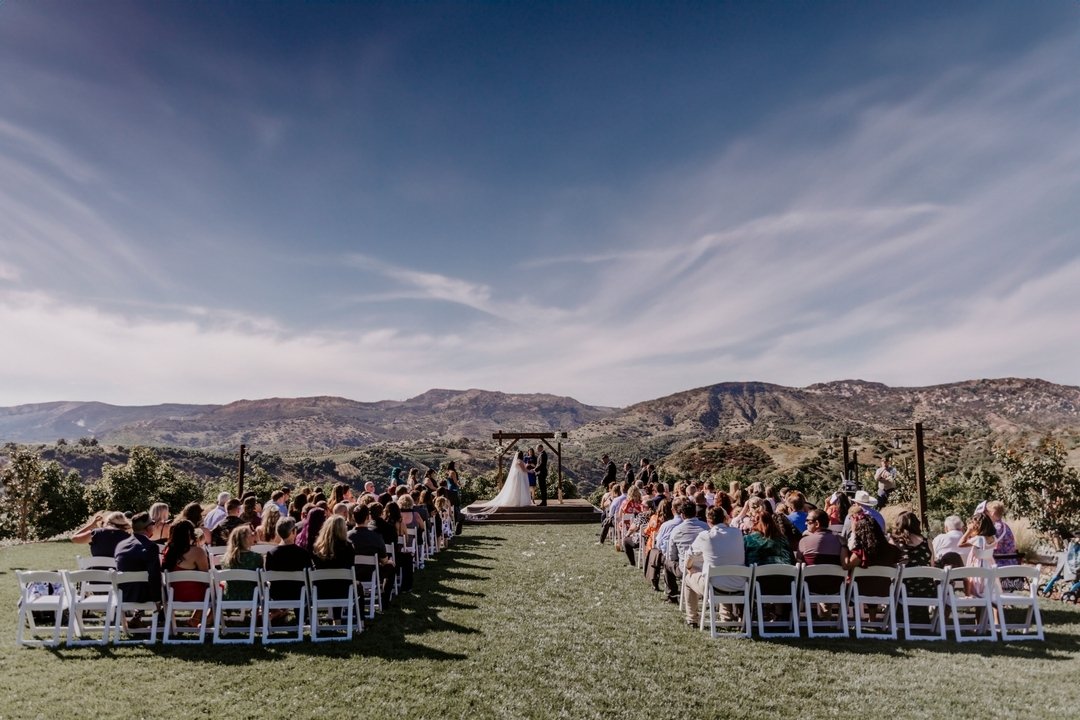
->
[[900, 566, 947, 585], [262, 570, 307, 583], [753, 563, 800, 594], [76, 555, 117, 570], [851, 565, 900, 598], [251, 544, 277, 554], [164, 570, 211, 590], [211, 568, 261, 599], [944, 566, 995, 594], [706, 564, 753, 593], [18, 570, 64, 600], [800, 563, 849, 595], [307, 568, 356, 589], [112, 570, 150, 596], [993, 564, 1040, 588]]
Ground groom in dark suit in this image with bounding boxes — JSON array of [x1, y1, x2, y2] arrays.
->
[[535, 444, 549, 506]]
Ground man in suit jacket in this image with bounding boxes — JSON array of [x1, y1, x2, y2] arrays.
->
[[114, 512, 162, 604], [535, 444, 549, 506]]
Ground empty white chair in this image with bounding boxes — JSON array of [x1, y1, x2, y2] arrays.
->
[[354, 555, 383, 619], [850, 565, 900, 640], [993, 564, 1044, 641], [211, 568, 261, 644], [112, 570, 160, 645], [162, 570, 212, 644], [261, 570, 308, 643], [61, 569, 115, 646], [699, 565, 754, 639], [945, 567, 998, 641], [752, 564, 801, 638], [799, 564, 850, 638], [898, 566, 948, 640], [308, 568, 361, 642], [16, 571, 68, 647]]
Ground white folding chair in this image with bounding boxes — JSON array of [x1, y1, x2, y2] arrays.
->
[[207, 547, 228, 569], [112, 570, 160, 645], [406, 529, 422, 571], [993, 564, 1044, 641], [61, 569, 115, 646], [211, 568, 261, 644], [387, 543, 401, 597], [251, 544, 277, 555], [354, 555, 383, 619], [308, 568, 361, 642], [261, 570, 308, 643], [16, 570, 68, 647], [898, 566, 948, 640], [752, 564, 801, 638], [162, 570, 212, 644], [799, 564, 850, 638], [426, 523, 438, 558], [700, 565, 754, 639], [75, 556, 116, 599], [851, 566, 900, 639], [945, 567, 998, 641]]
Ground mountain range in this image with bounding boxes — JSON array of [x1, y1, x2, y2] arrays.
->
[[2, 378, 1078, 454]]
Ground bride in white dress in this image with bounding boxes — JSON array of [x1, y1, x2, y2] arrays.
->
[[475, 450, 534, 510]]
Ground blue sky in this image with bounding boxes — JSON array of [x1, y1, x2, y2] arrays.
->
[[1, 1, 1079, 407]]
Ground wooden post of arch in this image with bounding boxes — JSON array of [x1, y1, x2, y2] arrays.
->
[[493, 431, 568, 504]]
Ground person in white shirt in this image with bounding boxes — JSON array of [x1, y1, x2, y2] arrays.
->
[[204, 492, 231, 530], [931, 515, 969, 566], [682, 506, 746, 627]]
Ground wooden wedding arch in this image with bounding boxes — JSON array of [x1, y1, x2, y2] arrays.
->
[[493, 431, 567, 504]]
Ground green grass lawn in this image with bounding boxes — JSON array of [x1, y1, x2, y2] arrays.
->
[[2, 525, 1080, 720]]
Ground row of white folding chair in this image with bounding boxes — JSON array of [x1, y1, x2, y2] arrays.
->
[[696, 563, 1043, 641]]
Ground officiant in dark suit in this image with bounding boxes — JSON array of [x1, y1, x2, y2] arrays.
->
[[535, 444, 549, 506]]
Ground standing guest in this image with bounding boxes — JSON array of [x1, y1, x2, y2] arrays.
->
[[258, 505, 282, 544], [647, 462, 660, 487], [113, 512, 163, 607], [601, 454, 618, 489], [264, 518, 312, 620], [932, 515, 969, 566], [221, 526, 261, 601], [204, 492, 231, 530], [959, 512, 998, 597], [797, 510, 847, 566], [663, 502, 709, 604], [72, 511, 131, 557], [623, 462, 635, 486], [682, 507, 745, 627], [874, 456, 898, 509], [147, 503, 171, 544]]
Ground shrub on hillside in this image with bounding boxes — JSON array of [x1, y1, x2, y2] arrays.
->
[[86, 446, 202, 514]]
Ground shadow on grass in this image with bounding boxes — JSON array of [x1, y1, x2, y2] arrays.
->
[[45, 533, 506, 665]]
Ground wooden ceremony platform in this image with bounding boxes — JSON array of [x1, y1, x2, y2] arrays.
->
[[463, 498, 601, 525]]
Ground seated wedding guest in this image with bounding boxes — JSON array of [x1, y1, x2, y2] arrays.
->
[[890, 511, 935, 606], [744, 502, 793, 566], [112, 513, 162, 626], [221, 526, 261, 601], [240, 496, 261, 532], [72, 511, 131, 557], [703, 480, 716, 507], [663, 501, 708, 604], [211, 499, 245, 547], [932, 515, 968, 567], [312, 515, 355, 608], [774, 506, 803, 552], [148, 503, 171, 544], [959, 512, 998, 597], [270, 490, 288, 516], [264, 518, 312, 618], [332, 503, 350, 524], [288, 493, 308, 522], [692, 492, 708, 522], [729, 480, 741, 500], [824, 491, 851, 526], [297, 507, 326, 555], [348, 504, 395, 601], [843, 513, 902, 607], [786, 492, 809, 534], [384, 502, 414, 592], [682, 506, 744, 627], [841, 491, 886, 538], [257, 505, 282, 544], [599, 483, 628, 545], [797, 510, 846, 566], [622, 501, 654, 567], [181, 501, 209, 536], [399, 495, 426, 548], [713, 491, 733, 518], [765, 485, 780, 511], [434, 496, 454, 545], [161, 519, 210, 626], [642, 499, 674, 591], [204, 492, 230, 530], [619, 486, 645, 535]]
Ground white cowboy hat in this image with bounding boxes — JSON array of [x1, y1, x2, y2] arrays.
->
[[853, 490, 878, 507]]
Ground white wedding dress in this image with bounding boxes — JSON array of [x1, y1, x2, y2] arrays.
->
[[475, 459, 533, 510]]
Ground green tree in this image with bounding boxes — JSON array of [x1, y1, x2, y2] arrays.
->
[[0, 448, 45, 540], [86, 446, 201, 514], [1000, 438, 1080, 545], [32, 462, 88, 539]]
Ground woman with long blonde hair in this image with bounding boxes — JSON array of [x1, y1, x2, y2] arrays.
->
[[221, 526, 261, 601], [258, 504, 282, 544]]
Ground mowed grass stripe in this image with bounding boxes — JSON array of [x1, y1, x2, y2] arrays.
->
[[2, 526, 1080, 719]]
